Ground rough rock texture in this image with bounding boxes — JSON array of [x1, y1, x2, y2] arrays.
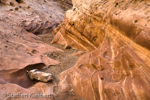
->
[[52, 0, 72, 11], [0, 0, 67, 99], [0, 0, 66, 34], [1, 0, 150, 99], [39, 33, 86, 100], [58, 0, 72, 5], [52, 0, 150, 100]]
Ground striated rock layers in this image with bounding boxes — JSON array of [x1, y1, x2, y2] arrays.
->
[[53, 0, 150, 100]]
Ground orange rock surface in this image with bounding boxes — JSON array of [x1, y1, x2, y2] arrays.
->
[[1, 0, 150, 99], [53, 0, 150, 100]]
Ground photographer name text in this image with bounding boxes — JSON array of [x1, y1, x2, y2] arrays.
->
[[2, 92, 52, 98]]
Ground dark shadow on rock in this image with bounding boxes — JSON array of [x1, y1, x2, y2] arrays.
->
[[0, 63, 46, 88]]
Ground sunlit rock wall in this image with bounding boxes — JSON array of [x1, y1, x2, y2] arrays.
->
[[54, 0, 150, 100]]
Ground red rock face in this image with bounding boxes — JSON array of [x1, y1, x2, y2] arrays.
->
[[53, 0, 150, 100], [0, 0, 65, 99]]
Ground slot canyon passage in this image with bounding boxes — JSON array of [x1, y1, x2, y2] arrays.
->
[[0, 0, 150, 100]]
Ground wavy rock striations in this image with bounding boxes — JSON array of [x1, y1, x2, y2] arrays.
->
[[53, 0, 150, 100]]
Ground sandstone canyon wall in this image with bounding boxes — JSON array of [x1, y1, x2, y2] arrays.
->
[[0, 0, 150, 100], [53, 0, 150, 100]]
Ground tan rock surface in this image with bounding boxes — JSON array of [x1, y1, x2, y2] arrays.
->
[[1, 0, 150, 99], [52, 0, 150, 100]]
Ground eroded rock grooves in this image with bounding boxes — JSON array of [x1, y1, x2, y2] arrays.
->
[[52, 0, 150, 100], [1, 0, 150, 100]]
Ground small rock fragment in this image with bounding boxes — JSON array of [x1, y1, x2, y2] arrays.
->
[[27, 69, 53, 82]]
